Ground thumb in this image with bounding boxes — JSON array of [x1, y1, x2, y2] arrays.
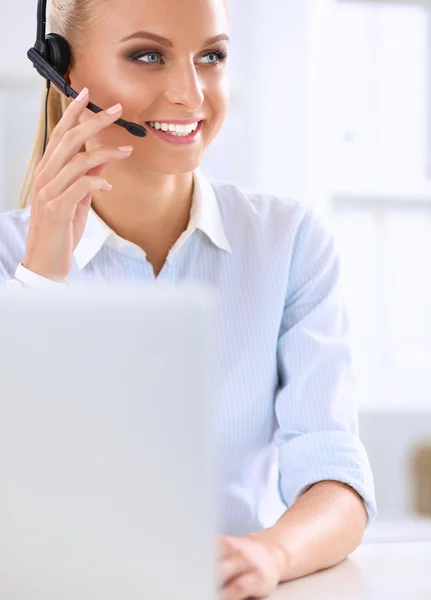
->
[[86, 161, 108, 178], [77, 161, 109, 210]]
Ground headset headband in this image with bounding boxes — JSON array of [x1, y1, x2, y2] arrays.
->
[[28, 0, 147, 140]]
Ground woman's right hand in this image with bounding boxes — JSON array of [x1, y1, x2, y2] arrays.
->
[[23, 87, 134, 282]]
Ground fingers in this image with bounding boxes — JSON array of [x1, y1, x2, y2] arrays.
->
[[36, 89, 126, 190], [41, 103, 124, 184], [75, 162, 107, 211], [48, 176, 113, 220], [77, 192, 93, 210], [38, 145, 132, 203], [218, 572, 258, 600], [36, 86, 91, 175], [218, 555, 250, 588]]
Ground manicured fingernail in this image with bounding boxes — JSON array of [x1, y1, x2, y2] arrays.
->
[[101, 181, 113, 191], [76, 87, 88, 101], [118, 146, 133, 153], [106, 103, 122, 115]]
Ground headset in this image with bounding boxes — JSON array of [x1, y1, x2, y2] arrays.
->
[[27, 0, 147, 156]]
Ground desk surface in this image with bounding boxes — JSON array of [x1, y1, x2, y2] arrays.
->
[[269, 542, 431, 600]]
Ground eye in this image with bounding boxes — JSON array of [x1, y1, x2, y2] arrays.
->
[[132, 51, 163, 64], [198, 51, 228, 65]]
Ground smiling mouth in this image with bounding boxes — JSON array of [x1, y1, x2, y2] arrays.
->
[[145, 120, 203, 137]]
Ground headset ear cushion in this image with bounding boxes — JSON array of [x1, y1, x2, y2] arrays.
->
[[45, 33, 71, 76]]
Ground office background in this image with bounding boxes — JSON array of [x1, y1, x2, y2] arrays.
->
[[1, 0, 431, 531]]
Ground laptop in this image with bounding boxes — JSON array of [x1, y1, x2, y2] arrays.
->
[[0, 283, 216, 600]]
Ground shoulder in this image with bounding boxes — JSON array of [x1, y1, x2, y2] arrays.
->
[[0, 206, 31, 280], [211, 178, 305, 222], [210, 178, 329, 252]]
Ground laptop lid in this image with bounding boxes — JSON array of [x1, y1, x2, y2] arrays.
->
[[0, 283, 216, 600]]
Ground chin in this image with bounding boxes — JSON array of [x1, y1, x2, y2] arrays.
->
[[143, 154, 204, 176]]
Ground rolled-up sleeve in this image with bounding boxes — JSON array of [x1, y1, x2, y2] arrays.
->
[[274, 208, 377, 524]]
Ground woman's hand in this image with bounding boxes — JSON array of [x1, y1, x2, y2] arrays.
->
[[216, 532, 286, 600], [23, 88, 134, 281]]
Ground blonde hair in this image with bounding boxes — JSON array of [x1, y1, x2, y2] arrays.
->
[[19, 0, 102, 208]]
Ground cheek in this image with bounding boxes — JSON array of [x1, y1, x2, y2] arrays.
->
[[207, 81, 230, 129], [91, 55, 160, 112], [104, 74, 158, 114], [213, 75, 230, 113], [82, 87, 158, 146]]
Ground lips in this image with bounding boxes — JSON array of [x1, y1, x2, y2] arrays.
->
[[144, 120, 204, 145]]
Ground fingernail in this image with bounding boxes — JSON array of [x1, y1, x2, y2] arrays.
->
[[106, 103, 122, 115], [101, 181, 113, 191], [76, 87, 88, 101], [118, 146, 133, 153]]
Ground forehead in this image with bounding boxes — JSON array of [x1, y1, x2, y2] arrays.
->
[[94, 0, 229, 45]]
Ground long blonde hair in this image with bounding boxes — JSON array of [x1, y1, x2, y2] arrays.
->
[[19, 0, 101, 208]]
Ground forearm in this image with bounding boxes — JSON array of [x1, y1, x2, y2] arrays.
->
[[251, 480, 368, 583]]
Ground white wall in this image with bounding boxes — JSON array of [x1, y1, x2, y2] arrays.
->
[[203, 0, 316, 208], [2, 0, 39, 79], [0, 80, 44, 212], [0, 0, 45, 212]]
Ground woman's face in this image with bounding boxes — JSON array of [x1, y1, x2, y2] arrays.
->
[[69, 0, 230, 175]]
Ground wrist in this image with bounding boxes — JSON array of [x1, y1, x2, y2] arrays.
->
[[248, 526, 292, 584]]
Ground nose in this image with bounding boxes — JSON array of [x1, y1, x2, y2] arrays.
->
[[163, 59, 204, 111]]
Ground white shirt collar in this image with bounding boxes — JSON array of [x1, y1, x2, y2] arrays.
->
[[73, 169, 232, 271]]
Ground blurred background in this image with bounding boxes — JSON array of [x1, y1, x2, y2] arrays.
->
[[1, 0, 431, 540]]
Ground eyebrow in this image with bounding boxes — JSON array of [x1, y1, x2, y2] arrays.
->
[[119, 31, 230, 48]]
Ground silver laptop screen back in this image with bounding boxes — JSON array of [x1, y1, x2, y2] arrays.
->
[[0, 284, 216, 600]]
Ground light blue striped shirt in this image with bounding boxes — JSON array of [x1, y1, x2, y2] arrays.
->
[[0, 169, 377, 535]]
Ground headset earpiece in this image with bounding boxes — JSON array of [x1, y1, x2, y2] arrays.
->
[[29, 0, 147, 138], [44, 33, 71, 76]]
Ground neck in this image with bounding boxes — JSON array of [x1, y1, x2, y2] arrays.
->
[[91, 161, 195, 273]]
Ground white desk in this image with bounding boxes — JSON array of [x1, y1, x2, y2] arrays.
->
[[269, 542, 431, 599]]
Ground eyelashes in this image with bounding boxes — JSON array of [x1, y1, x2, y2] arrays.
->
[[210, 49, 228, 63], [127, 48, 228, 66]]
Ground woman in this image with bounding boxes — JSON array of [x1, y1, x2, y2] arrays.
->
[[0, 0, 376, 598]]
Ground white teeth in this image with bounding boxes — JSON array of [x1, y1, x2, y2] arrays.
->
[[148, 121, 200, 135]]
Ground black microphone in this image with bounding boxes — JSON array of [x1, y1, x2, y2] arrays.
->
[[27, 47, 147, 138]]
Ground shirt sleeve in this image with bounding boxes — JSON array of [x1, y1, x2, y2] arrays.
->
[[274, 208, 377, 524], [10, 263, 69, 291]]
